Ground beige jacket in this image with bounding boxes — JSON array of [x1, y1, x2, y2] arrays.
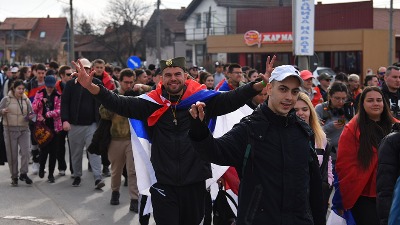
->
[[0, 91, 32, 127]]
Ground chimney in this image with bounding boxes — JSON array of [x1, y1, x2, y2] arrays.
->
[[317, 1, 322, 5], [47, 15, 50, 18]]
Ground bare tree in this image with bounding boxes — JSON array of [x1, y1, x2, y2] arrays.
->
[[96, 0, 152, 66]]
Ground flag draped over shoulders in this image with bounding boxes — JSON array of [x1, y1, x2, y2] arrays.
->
[[129, 79, 220, 214]]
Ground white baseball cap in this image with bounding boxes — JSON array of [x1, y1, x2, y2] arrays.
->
[[11, 67, 19, 73], [269, 65, 303, 85], [79, 58, 92, 68]]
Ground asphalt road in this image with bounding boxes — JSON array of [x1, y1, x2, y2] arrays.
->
[[0, 150, 155, 225]]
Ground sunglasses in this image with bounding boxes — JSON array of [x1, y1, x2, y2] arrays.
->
[[378, 72, 385, 75], [66, 73, 73, 76]]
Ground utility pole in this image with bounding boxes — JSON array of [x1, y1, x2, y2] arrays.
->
[[388, 0, 394, 65], [11, 23, 15, 65], [156, 0, 161, 64], [206, 6, 211, 36], [69, 0, 75, 64]]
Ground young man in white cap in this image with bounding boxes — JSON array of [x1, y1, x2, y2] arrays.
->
[[188, 65, 325, 225], [71, 56, 269, 225]]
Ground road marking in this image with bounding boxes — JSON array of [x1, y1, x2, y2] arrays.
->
[[3, 216, 63, 225]]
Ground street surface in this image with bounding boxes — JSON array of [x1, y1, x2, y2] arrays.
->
[[0, 150, 155, 225]]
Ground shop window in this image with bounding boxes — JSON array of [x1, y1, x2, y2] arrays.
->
[[40, 31, 46, 38]]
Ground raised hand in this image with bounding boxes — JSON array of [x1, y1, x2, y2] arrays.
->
[[189, 101, 206, 121], [71, 59, 95, 89], [259, 55, 276, 83]]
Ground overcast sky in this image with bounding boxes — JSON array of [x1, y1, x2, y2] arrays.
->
[[0, 0, 398, 22]]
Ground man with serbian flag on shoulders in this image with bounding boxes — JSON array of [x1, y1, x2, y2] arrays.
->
[[72, 56, 268, 225]]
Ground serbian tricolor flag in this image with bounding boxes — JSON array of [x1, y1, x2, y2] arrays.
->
[[129, 79, 219, 214], [329, 170, 356, 225]]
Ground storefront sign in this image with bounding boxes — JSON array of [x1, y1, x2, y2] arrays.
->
[[293, 0, 315, 56], [244, 30, 293, 48]]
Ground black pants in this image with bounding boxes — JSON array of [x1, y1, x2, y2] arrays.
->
[[204, 188, 212, 225], [39, 133, 59, 177], [150, 181, 206, 225], [57, 130, 67, 171], [352, 196, 379, 225], [29, 122, 40, 163]]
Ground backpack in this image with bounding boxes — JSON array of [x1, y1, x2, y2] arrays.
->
[[213, 186, 238, 225]]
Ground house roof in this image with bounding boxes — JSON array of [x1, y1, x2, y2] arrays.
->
[[30, 17, 68, 48], [0, 18, 39, 30], [160, 9, 186, 33], [74, 34, 108, 52], [178, 0, 291, 20]]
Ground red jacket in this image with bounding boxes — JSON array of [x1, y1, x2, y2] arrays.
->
[[336, 116, 378, 209]]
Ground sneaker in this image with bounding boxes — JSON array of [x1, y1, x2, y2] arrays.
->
[[19, 174, 33, 185], [110, 191, 120, 205], [59, 170, 65, 176], [130, 199, 139, 213], [48, 175, 55, 183], [102, 167, 111, 177], [95, 179, 105, 190], [72, 177, 81, 187], [31, 163, 39, 175], [11, 178, 18, 186]]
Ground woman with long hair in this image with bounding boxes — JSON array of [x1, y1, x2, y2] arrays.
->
[[0, 79, 34, 186], [295, 92, 333, 215], [335, 86, 396, 225]]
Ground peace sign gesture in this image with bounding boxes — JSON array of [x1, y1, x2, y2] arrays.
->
[[71, 59, 100, 95]]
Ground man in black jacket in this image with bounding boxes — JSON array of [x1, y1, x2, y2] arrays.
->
[[381, 66, 400, 120], [72, 56, 269, 225], [188, 65, 325, 225], [61, 70, 105, 189]]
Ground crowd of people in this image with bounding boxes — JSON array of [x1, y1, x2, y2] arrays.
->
[[0, 57, 400, 225]]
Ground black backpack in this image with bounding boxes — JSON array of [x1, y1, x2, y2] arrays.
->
[[213, 186, 238, 225]]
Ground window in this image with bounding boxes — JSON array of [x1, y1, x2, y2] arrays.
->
[[40, 31, 46, 38], [195, 14, 201, 28]]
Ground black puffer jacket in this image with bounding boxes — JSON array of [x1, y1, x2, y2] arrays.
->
[[93, 82, 259, 186], [189, 103, 325, 225], [377, 123, 400, 225]]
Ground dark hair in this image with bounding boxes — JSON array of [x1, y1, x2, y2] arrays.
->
[[145, 69, 152, 76], [104, 64, 113, 74], [199, 72, 212, 84], [31, 64, 37, 71], [46, 69, 56, 76], [49, 61, 59, 69], [93, 59, 105, 65], [328, 82, 348, 97], [357, 86, 393, 170], [134, 69, 145, 78], [58, 65, 71, 76], [223, 63, 230, 71], [11, 79, 25, 92], [335, 72, 348, 83], [228, 63, 241, 73], [247, 69, 258, 79], [113, 66, 122, 72], [385, 66, 400, 77], [364, 75, 378, 87], [36, 63, 46, 71], [119, 68, 135, 81], [18, 66, 30, 80]]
